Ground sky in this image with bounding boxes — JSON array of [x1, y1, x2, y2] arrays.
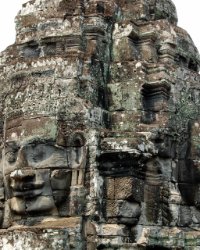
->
[[0, 0, 199, 52]]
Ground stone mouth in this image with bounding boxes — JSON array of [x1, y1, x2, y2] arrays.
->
[[12, 182, 44, 198], [13, 189, 43, 198]]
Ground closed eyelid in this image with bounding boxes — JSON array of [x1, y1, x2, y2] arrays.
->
[[4, 144, 19, 154]]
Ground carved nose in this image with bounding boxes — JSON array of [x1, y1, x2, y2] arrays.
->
[[15, 148, 29, 169], [10, 169, 35, 181], [10, 169, 36, 193]]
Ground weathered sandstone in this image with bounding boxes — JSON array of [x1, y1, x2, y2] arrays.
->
[[0, 0, 199, 249]]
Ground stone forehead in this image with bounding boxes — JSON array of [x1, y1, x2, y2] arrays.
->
[[5, 116, 87, 147], [5, 116, 57, 142]]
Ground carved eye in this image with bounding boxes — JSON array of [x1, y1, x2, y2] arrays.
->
[[5, 151, 16, 163], [32, 150, 45, 162], [27, 144, 48, 163]]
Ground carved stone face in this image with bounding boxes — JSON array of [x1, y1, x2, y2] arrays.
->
[[2, 116, 85, 219], [4, 141, 71, 215]]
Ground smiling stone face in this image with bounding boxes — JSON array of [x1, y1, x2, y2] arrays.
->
[[2, 116, 86, 223], [4, 141, 71, 215]]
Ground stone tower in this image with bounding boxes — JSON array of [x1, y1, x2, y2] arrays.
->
[[0, 0, 199, 249]]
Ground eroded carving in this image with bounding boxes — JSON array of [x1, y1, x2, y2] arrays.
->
[[1, 116, 86, 226]]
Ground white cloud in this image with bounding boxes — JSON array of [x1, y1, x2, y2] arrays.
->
[[0, 0, 27, 51], [173, 0, 200, 52]]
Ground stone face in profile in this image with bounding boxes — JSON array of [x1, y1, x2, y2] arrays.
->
[[0, 0, 200, 249]]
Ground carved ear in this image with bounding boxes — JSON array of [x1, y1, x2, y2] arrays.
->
[[67, 133, 87, 170], [68, 132, 86, 147], [56, 124, 86, 147], [68, 134, 87, 186]]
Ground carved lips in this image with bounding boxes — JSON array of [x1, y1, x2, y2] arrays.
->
[[11, 181, 44, 198]]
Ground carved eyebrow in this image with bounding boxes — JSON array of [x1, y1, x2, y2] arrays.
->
[[4, 140, 47, 149], [25, 139, 55, 147], [19, 138, 55, 147], [4, 138, 56, 152]]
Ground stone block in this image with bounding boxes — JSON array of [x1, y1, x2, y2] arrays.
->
[[144, 184, 161, 224], [118, 200, 141, 222], [178, 183, 196, 205], [110, 61, 145, 84], [114, 177, 133, 200], [106, 200, 118, 218], [111, 111, 140, 131], [0, 218, 84, 249], [178, 206, 192, 227], [97, 224, 127, 236], [112, 37, 136, 62], [105, 178, 115, 200], [177, 159, 195, 183]]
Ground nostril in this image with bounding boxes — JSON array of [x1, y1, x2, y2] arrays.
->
[[10, 170, 24, 180], [10, 169, 35, 180]]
